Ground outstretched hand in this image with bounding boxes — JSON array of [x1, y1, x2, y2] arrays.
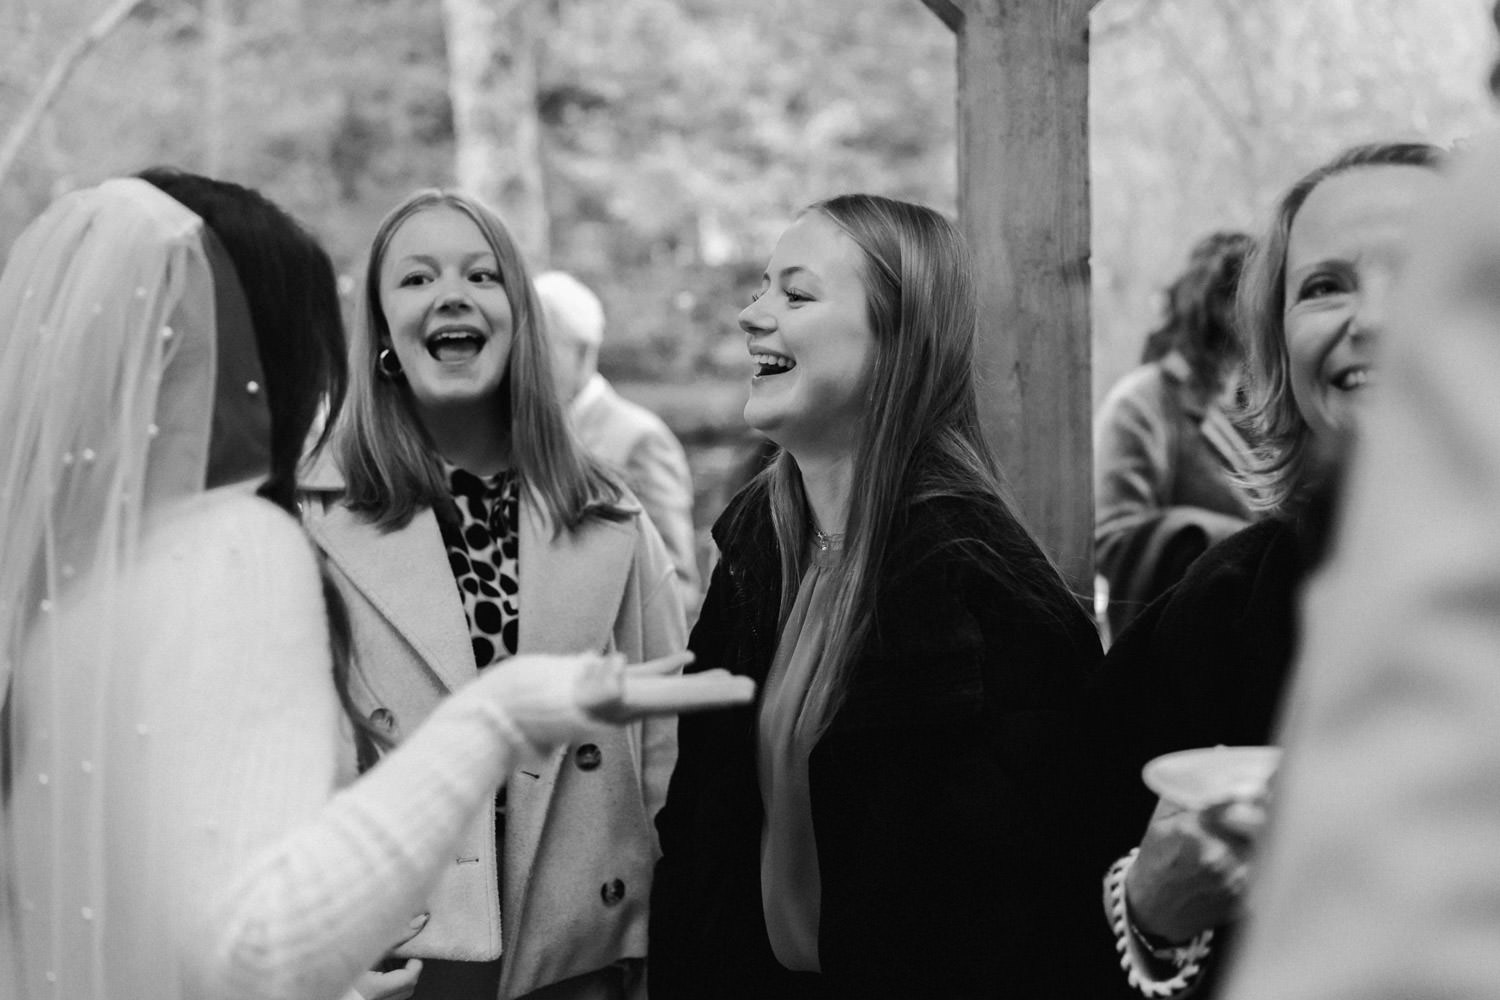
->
[[486, 651, 753, 749], [581, 652, 756, 723]]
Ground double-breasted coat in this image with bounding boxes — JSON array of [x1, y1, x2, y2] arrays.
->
[[301, 461, 686, 1000]]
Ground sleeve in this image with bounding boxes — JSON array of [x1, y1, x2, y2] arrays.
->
[[627, 513, 689, 836], [1095, 372, 1250, 625], [147, 500, 534, 1000], [1222, 135, 1500, 999], [1095, 370, 1176, 550], [646, 556, 737, 1000], [623, 426, 700, 607]]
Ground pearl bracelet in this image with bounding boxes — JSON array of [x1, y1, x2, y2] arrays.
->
[[1103, 849, 1215, 998]]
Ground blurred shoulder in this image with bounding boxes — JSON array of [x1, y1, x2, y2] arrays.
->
[[1158, 516, 1300, 620], [895, 492, 1035, 561], [1097, 362, 1174, 417], [142, 489, 317, 580]]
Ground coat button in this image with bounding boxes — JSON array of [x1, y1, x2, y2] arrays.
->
[[575, 743, 602, 771], [369, 708, 396, 733], [600, 879, 626, 906]]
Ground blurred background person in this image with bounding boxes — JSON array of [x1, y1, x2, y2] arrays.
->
[[534, 270, 700, 612], [1222, 63, 1500, 1000], [303, 191, 687, 1000], [649, 194, 1103, 999], [1094, 230, 1259, 640], [1088, 141, 1444, 999]]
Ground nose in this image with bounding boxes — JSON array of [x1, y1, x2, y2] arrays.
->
[[739, 298, 774, 336], [435, 276, 474, 314], [1349, 273, 1392, 343]]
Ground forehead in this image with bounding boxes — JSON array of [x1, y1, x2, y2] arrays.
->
[[1287, 165, 1437, 265], [384, 205, 494, 262], [767, 212, 866, 283]]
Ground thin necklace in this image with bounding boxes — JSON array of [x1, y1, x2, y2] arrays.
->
[[812, 527, 845, 552]]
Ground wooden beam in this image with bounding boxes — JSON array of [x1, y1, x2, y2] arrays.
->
[[921, 0, 964, 33], [948, 0, 1096, 593]]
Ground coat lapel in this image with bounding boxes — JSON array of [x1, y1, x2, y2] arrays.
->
[[515, 495, 636, 656], [502, 495, 638, 957], [307, 500, 476, 694]]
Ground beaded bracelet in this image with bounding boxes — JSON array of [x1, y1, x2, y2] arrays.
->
[[1103, 849, 1215, 998]]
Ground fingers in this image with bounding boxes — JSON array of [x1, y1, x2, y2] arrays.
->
[[1147, 795, 1190, 822], [383, 959, 423, 1000], [353, 959, 423, 1000], [573, 657, 627, 715], [624, 651, 695, 677], [612, 671, 756, 719], [1212, 799, 1269, 840], [395, 912, 429, 946]]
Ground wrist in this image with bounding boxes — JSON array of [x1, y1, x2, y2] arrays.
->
[[1125, 894, 1190, 962], [1104, 850, 1215, 998]]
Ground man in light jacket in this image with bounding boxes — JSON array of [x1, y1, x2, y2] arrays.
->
[[535, 271, 700, 614]]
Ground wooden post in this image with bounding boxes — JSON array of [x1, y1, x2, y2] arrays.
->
[[923, 0, 1098, 596]]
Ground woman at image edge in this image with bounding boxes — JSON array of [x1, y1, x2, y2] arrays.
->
[[649, 193, 1104, 998]]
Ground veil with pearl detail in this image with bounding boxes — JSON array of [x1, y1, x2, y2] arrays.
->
[[0, 178, 220, 1000]]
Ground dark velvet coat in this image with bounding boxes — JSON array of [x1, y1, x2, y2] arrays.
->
[[1087, 515, 1314, 999], [649, 485, 1107, 999]]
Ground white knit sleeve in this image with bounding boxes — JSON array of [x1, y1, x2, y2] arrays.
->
[[142, 495, 527, 1000]]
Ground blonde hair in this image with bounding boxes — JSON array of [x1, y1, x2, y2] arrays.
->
[[334, 189, 625, 530], [1236, 141, 1443, 514]]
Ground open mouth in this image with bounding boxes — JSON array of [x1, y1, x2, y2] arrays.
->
[[752, 352, 796, 378], [426, 327, 486, 363], [1331, 367, 1370, 391]]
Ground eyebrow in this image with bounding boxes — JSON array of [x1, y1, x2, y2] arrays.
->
[[391, 251, 497, 268], [760, 265, 816, 283]]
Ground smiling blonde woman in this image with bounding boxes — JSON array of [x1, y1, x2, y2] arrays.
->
[[648, 193, 1104, 999], [302, 189, 689, 1000]]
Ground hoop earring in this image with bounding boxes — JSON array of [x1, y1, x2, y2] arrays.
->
[[377, 347, 403, 379]]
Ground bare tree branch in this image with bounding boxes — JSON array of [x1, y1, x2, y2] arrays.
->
[[1147, 3, 1257, 164], [1092, 0, 1169, 43], [0, 0, 147, 189]]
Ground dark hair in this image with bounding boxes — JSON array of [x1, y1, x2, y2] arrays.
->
[[137, 167, 347, 515], [137, 168, 383, 761], [751, 193, 1079, 734], [1235, 141, 1443, 513], [1140, 231, 1254, 393]]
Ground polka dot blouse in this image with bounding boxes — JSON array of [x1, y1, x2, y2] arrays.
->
[[438, 465, 520, 669]]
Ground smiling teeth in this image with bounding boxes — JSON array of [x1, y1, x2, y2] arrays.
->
[[752, 352, 794, 375], [1335, 369, 1370, 390]]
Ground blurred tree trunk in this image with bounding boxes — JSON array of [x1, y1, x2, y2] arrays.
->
[[440, 0, 550, 263], [0, 0, 146, 191]]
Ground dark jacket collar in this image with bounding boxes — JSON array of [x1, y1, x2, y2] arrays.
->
[[711, 481, 780, 586]]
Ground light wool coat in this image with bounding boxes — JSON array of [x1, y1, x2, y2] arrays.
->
[[302, 464, 685, 1000]]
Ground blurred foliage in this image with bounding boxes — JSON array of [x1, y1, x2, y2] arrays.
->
[[1, 0, 1495, 408]]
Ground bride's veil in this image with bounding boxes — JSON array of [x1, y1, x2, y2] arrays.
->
[[0, 178, 219, 999]]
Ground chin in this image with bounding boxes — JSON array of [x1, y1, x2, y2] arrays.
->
[[742, 403, 777, 436]]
